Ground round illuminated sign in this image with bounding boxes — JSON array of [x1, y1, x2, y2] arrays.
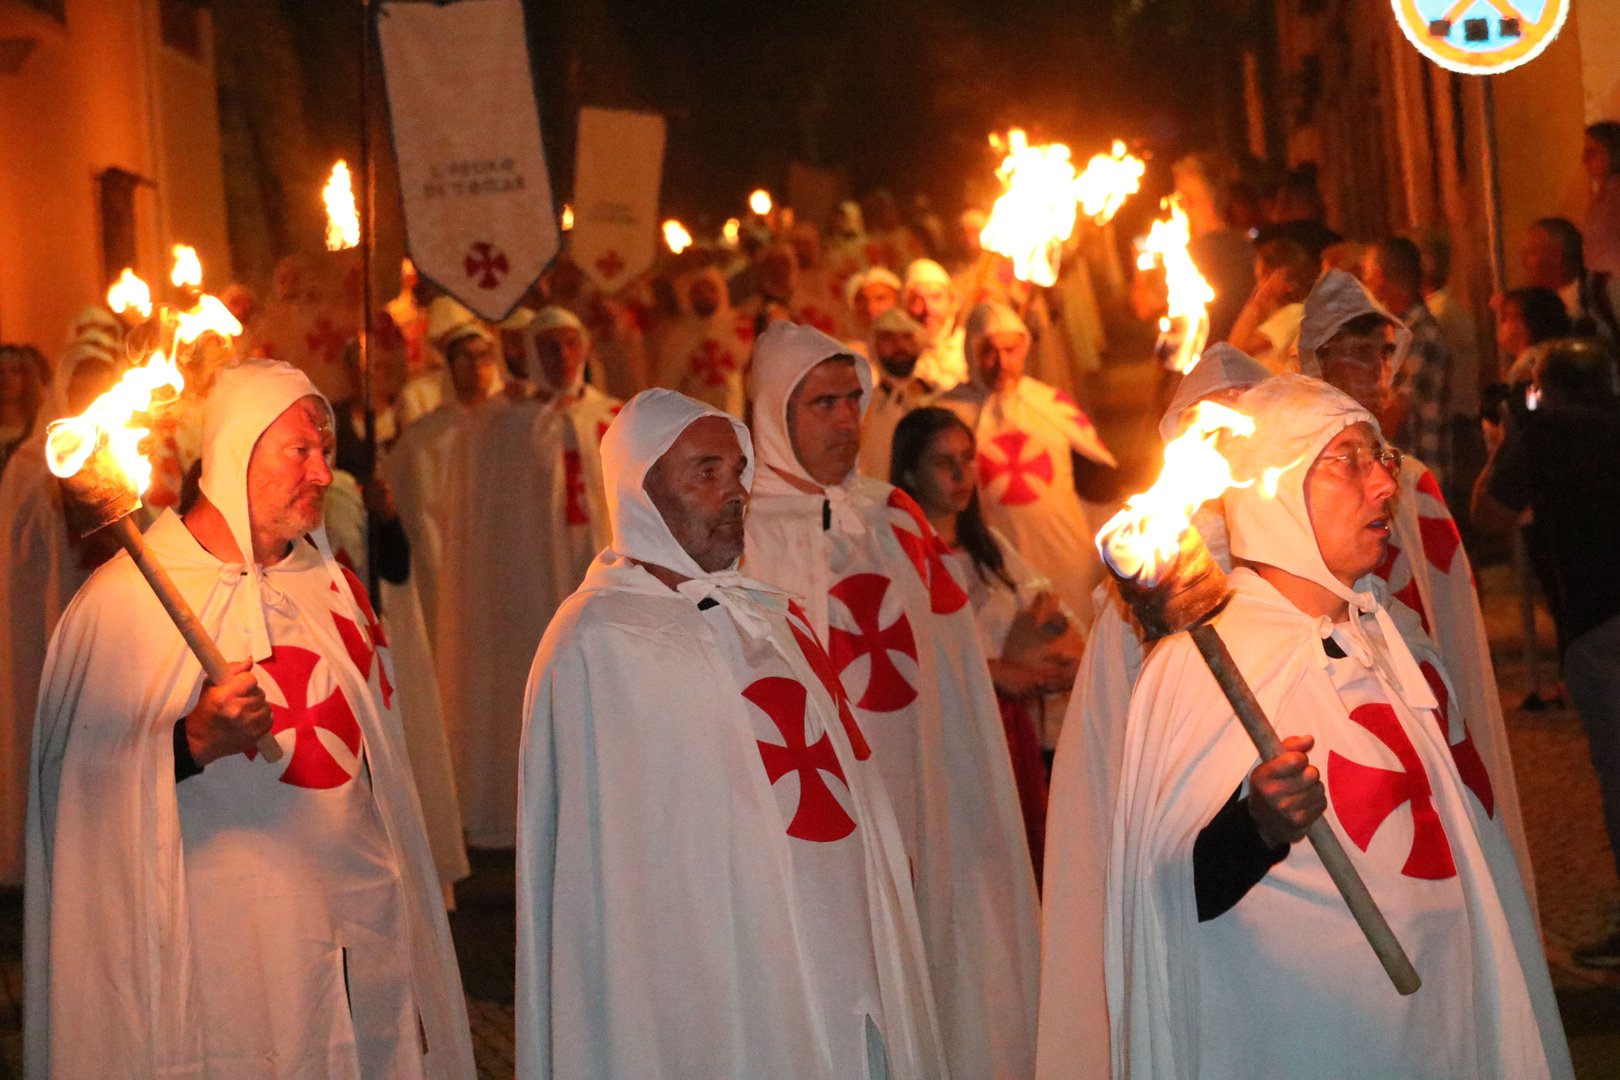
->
[[1392, 0, 1569, 75]]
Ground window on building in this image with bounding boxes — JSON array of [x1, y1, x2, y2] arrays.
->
[[98, 167, 145, 288], [159, 0, 205, 59], [16, 0, 66, 22]]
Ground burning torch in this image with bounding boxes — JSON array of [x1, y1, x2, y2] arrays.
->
[[1095, 402, 1419, 995], [46, 302, 282, 763], [1136, 197, 1213, 374]]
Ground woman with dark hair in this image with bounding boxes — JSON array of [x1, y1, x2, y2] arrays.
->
[[1496, 285, 1575, 383], [1583, 121, 1620, 277], [891, 406, 1082, 879]]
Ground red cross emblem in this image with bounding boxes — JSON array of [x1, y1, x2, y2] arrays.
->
[[828, 573, 918, 712], [1372, 540, 1431, 635], [464, 241, 510, 289], [596, 404, 622, 444], [797, 303, 838, 335], [1328, 702, 1456, 880], [786, 599, 870, 761], [594, 250, 626, 280], [886, 488, 968, 614], [250, 644, 364, 789], [744, 676, 858, 842], [978, 429, 1053, 506], [1413, 470, 1462, 574], [305, 318, 348, 365], [563, 449, 589, 525], [330, 566, 393, 709], [690, 339, 737, 387], [1418, 660, 1494, 816]]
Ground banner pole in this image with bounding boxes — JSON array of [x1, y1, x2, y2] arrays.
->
[[359, 0, 380, 602]]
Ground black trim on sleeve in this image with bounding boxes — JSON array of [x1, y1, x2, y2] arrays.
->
[[174, 716, 204, 784], [1194, 783, 1289, 921]]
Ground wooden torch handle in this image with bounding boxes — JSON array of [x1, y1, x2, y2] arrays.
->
[[109, 517, 283, 764], [1187, 622, 1421, 996]]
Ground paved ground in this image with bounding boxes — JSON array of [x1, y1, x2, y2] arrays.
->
[[0, 357, 1614, 1076]]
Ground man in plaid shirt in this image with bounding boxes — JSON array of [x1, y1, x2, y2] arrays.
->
[[1365, 237, 1455, 484]]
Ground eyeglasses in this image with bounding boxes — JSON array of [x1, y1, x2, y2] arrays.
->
[[1316, 341, 1399, 365], [1317, 444, 1403, 479]]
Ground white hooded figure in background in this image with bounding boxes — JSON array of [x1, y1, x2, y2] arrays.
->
[[1107, 375, 1567, 1080], [0, 337, 122, 886], [26, 359, 474, 1079], [1299, 269, 1535, 904], [436, 305, 618, 849], [903, 259, 966, 390], [741, 321, 1040, 1080], [858, 307, 937, 482], [651, 263, 754, 416], [517, 389, 944, 1079], [939, 301, 1117, 625], [1036, 342, 1270, 1080]]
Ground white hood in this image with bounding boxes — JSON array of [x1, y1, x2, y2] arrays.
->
[[1158, 342, 1272, 441], [1297, 269, 1412, 376], [747, 320, 872, 490], [524, 304, 590, 395], [961, 300, 1028, 391]]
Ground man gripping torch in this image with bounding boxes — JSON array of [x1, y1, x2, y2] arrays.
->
[[1091, 375, 1568, 1079]]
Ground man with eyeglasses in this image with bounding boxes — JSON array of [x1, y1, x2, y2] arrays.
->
[[1297, 270, 1537, 900], [1105, 374, 1569, 1079]]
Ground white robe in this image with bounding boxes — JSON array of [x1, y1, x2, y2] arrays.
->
[[745, 474, 1040, 1080], [651, 310, 754, 416], [939, 375, 1116, 624], [1107, 570, 1569, 1080], [517, 553, 943, 1078], [25, 511, 473, 1079], [857, 375, 939, 482]]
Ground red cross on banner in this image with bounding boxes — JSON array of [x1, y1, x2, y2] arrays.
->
[[1328, 702, 1457, 880], [305, 318, 349, 365], [463, 241, 510, 290], [978, 429, 1054, 506], [744, 676, 858, 843], [828, 573, 918, 712]]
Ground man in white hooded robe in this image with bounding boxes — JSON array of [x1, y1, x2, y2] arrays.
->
[[517, 388, 944, 1079], [26, 359, 473, 1079]]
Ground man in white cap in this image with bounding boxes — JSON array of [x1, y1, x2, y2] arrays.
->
[[857, 307, 936, 481], [1106, 374, 1567, 1079], [1298, 269, 1534, 894], [1036, 342, 1271, 1080], [742, 320, 1040, 1080], [518, 388, 944, 1079], [434, 304, 618, 849], [0, 338, 121, 887], [843, 265, 905, 345], [903, 259, 966, 389], [652, 260, 753, 416], [27, 359, 474, 1078], [939, 301, 1117, 624]]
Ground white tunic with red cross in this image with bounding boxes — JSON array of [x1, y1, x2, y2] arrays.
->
[[938, 375, 1113, 624], [176, 544, 423, 1079], [652, 310, 755, 416], [1108, 569, 1570, 1080]]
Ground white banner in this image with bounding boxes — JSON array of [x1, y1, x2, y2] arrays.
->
[[379, 0, 557, 322], [571, 107, 666, 293]]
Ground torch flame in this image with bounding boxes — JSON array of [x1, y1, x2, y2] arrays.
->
[[323, 160, 360, 251], [1096, 401, 1256, 586], [45, 350, 185, 495], [170, 245, 203, 290], [174, 294, 244, 347], [663, 219, 693, 254], [1075, 140, 1146, 226], [1137, 197, 1214, 373], [980, 128, 1139, 287], [560, 204, 574, 231], [749, 189, 773, 216], [722, 217, 741, 246], [107, 269, 153, 320]]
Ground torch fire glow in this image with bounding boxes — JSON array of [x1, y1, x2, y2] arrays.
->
[[662, 219, 693, 255], [749, 189, 773, 216], [560, 204, 575, 231], [1075, 140, 1146, 226], [722, 217, 741, 246], [170, 245, 204, 291], [45, 351, 183, 497], [979, 129, 1081, 287], [107, 268, 153, 320], [1136, 197, 1214, 374], [1095, 403, 1420, 996], [323, 160, 361, 252]]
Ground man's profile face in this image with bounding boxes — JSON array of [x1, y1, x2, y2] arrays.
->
[[1303, 421, 1398, 588], [787, 358, 865, 486], [247, 396, 335, 551], [1315, 324, 1397, 414], [975, 330, 1028, 392], [643, 416, 749, 573], [537, 327, 587, 390], [874, 329, 920, 380]]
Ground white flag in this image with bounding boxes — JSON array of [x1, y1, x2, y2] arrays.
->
[[379, 0, 557, 322], [571, 107, 666, 293]]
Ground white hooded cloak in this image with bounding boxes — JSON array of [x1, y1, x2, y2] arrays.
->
[[651, 266, 754, 416], [938, 301, 1117, 624], [1105, 375, 1568, 1079], [742, 321, 1041, 1080], [25, 359, 474, 1080], [517, 388, 944, 1079]]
